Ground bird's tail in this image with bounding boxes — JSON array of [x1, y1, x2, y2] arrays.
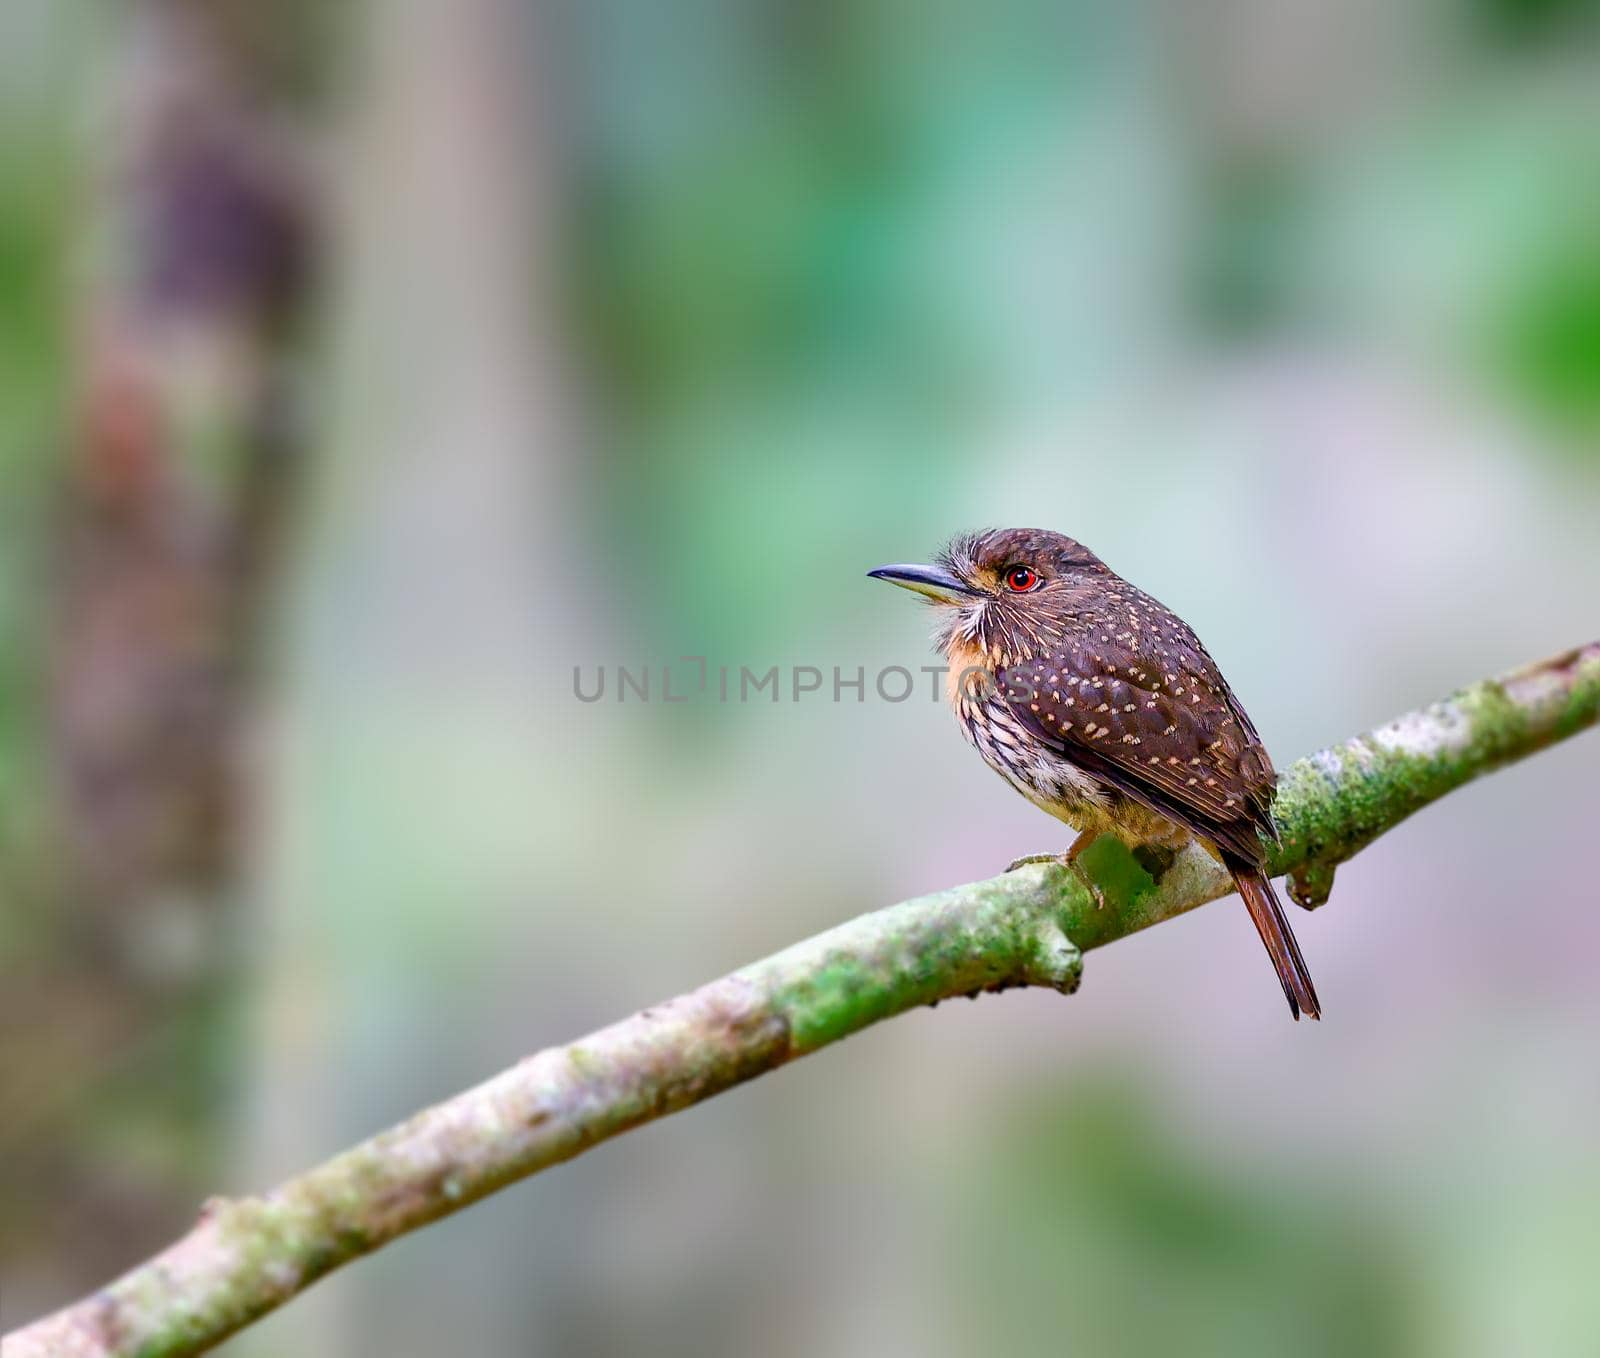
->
[[1228, 862, 1321, 1021]]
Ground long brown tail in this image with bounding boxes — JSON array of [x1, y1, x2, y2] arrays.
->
[[1229, 863, 1321, 1021]]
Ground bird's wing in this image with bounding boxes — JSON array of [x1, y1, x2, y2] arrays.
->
[[994, 617, 1276, 864], [1180, 627, 1279, 834]]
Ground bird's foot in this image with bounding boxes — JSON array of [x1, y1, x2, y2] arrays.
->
[[1069, 857, 1108, 909], [1005, 852, 1107, 909], [1006, 852, 1065, 872]]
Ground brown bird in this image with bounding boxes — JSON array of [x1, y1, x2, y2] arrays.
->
[[870, 528, 1320, 1020]]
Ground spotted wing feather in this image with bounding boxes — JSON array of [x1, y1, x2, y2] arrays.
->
[[995, 590, 1277, 864]]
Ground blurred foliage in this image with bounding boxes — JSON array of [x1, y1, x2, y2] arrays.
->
[[0, 27, 84, 956], [561, 0, 1124, 660], [1494, 220, 1600, 437], [964, 1076, 1416, 1358], [570, 0, 1086, 415], [1186, 155, 1308, 341], [1468, 0, 1600, 44]]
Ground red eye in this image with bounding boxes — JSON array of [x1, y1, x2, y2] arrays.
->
[[1005, 565, 1039, 592]]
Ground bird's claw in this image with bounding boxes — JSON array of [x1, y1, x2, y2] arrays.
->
[[1072, 860, 1108, 909], [1004, 852, 1107, 909], [1006, 852, 1066, 873]]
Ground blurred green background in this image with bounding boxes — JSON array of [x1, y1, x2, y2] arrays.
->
[[3, 1, 1599, 1354]]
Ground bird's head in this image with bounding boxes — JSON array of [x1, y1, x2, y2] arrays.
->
[[869, 528, 1111, 668]]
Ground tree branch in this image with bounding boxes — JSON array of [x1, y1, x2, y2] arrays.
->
[[12, 641, 1599, 1358]]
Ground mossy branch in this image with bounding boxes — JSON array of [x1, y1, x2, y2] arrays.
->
[[11, 642, 1599, 1358]]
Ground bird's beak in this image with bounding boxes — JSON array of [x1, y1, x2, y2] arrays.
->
[[867, 563, 976, 605]]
